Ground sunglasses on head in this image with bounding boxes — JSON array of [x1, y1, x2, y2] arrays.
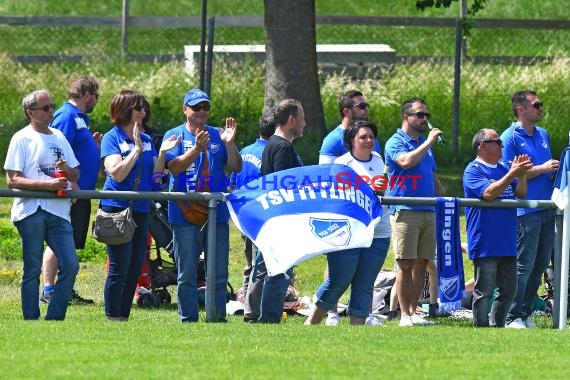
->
[[188, 102, 211, 112], [351, 102, 369, 110], [530, 102, 544, 110], [408, 111, 430, 119], [29, 103, 56, 112], [482, 138, 503, 146]]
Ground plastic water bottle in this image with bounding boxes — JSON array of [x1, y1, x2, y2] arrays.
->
[[428, 122, 446, 146], [54, 152, 67, 197], [55, 169, 67, 197]]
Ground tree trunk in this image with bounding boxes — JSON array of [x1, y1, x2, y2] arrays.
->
[[263, 0, 326, 162]]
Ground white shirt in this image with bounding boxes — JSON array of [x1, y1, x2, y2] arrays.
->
[[335, 151, 391, 238], [4, 125, 79, 222]]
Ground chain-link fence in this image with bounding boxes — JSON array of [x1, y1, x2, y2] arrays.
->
[[1, 9, 570, 166]]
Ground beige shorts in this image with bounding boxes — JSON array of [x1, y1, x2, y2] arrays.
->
[[390, 210, 436, 261]]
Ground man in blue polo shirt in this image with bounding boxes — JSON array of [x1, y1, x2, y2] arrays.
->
[[41, 76, 101, 305], [319, 89, 381, 164], [501, 90, 559, 329], [384, 97, 443, 327], [164, 89, 242, 323], [464, 128, 531, 327]]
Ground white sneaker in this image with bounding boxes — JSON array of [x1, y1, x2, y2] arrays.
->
[[399, 315, 414, 327], [325, 313, 340, 326], [411, 314, 435, 326], [525, 317, 537, 329], [365, 314, 384, 327], [506, 318, 527, 329]]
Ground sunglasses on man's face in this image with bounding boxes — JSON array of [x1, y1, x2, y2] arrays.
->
[[188, 103, 211, 112], [408, 111, 430, 119], [29, 103, 56, 112], [530, 102, 544, 110], [482, 139, 503, 146], [351, 102, 369, 110]]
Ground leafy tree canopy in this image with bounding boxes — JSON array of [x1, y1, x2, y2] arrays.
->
[[416, 0, 489, 34]]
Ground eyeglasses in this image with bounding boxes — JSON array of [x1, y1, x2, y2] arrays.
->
[[408, 111, 430, 119], [530, 102, 543, 110], [188, 103, 211, 112], [29, 103, 56, 112], [351, 103, 369, 110], [482, 139, 503, 146], [133, 104, 146, 112], [90, 92, 99, 100]]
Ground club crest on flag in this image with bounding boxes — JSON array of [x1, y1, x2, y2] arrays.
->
[[439, 275, 462, 301], [309, 218, 351, 247]]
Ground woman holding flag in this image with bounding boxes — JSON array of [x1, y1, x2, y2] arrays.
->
[[305, 120, 391, 326]]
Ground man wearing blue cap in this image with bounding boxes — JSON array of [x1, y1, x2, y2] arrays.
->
[[163, 89, 242, 322]]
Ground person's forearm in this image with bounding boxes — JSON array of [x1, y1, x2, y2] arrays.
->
[[395, 140, 432, 170], [225, 143, 242, 173]]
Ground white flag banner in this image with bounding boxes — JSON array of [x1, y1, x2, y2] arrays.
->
[[552, 148, 570, 210], [226, 164, 382, 276]]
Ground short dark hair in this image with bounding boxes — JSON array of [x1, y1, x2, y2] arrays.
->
[[344, 120, 378, 150], [109, 90, 145, 127], [471, 129, 488, 156], [338, 90, 364, 118], [273, 99, 303, 127], [511, 90, 537, 118], [68, 76, 99, 99], [258, 113, 276, 139], [401, 97, 427, 117]]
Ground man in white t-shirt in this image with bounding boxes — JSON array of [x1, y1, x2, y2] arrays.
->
[[4, 89, 80, 320]]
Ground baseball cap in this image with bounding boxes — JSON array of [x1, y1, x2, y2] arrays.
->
[[184, 89, 210, 106]]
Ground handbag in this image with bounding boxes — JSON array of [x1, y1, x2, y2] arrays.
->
[[178, 199, 209, 226], [92, 156, 142, 245], [177, 150, 211, 226], [91, 206, 137, 245]]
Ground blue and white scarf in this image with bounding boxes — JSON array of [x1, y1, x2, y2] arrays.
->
[[435, 197, 465, 312]]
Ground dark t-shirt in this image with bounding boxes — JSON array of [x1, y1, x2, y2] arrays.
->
[[261, 135, 303, 175]]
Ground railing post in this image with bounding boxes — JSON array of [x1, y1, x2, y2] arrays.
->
[[558, 182, 570, 329], [121, 0, 129, 60], [205, 197, 218, 322]]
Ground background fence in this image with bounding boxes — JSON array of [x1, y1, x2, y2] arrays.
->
[[1, 1, 570, 169], [2, 15, 570, 63]]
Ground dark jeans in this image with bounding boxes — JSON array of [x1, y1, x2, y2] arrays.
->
[[507, 209, 555, 324], [473, 256, 517, 327], [104, 211, 149, 319]]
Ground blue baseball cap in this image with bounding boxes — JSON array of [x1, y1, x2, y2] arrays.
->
[[184, 89, 210, 106]]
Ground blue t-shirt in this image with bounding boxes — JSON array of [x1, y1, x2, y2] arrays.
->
[[319, 125, 381, 163], [51, 102, 100, 190], [230, 138, 267, 189], [384, 128, 437, 213], [500, 122, 554, 216], [463, 159, 518, 259], [164, 124, 230, 224], [100, 126, 157, 213]]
